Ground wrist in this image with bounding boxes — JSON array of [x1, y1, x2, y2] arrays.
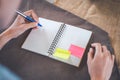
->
[[0, 29, 14, 49], [2, 29, 14, 40]]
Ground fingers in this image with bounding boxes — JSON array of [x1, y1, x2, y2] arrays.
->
[[15, 10, 39, 26], [102, 46, 110, 56], [14, 15, 25, 25], [24, 10, 39, 22], [91, 43, 115, 61], [91, 43, 102, 56], [26, 22, 37, 28], [23, 22, 37, 29], [102, 46, 108, 53], [87, 48, 94, 64], [102, 46, 114, 61]]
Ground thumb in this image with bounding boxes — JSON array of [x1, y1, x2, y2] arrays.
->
[[24, 22, 37, 29], [87, 48, 94, 64]]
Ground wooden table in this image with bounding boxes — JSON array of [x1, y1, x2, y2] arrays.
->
[[0, 0, 120, 80]]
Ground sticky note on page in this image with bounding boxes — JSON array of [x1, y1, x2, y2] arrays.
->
[[53, 48, 71, 60], [69, 44, 85, 58]]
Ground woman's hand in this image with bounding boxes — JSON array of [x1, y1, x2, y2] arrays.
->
[[7, 10, 39, 39], [0, 10, 39, 49], [87, 43, 115, 80]]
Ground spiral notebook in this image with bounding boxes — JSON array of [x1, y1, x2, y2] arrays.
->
[[22, 18, 92, 67]]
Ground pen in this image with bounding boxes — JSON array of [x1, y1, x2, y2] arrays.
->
[[16, 10, 42, 27]]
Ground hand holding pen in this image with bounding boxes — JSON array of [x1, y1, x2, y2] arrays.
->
[[16, 10, 42, 27], [6, 10, 40, 39]]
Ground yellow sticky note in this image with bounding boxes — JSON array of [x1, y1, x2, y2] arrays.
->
[[53, 48, 71, 60]]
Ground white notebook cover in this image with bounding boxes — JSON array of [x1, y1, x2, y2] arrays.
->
[[22, 18, 92, 67]]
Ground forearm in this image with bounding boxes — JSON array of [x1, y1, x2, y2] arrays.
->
[[0, 29, 13, 50]]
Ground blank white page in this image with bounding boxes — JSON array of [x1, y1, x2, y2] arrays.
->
[[22, 18, 62, 56]]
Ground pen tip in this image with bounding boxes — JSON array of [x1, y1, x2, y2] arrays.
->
[[38, 23, 42, 27]]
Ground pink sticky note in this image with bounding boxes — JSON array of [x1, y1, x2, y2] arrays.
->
[[69, 44, 85, 58]]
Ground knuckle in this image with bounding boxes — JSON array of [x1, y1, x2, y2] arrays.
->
[[102, 45, 106, 48], [96, 43, 101, 46], [98, 43, 101, 46], [107, 50, 110, 53], [106, 50, 110, 54], [30, 9, 35, 13], [104, 53, 110, 58], [17, 15, 21, 19], [25, 10, 34, 14], [103, 47, 108, 51]]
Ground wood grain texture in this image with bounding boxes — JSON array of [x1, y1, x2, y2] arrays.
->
[[55, 0, 120, 68]]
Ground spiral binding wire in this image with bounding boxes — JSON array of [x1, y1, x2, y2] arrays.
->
[[48, 23, 66, 55]]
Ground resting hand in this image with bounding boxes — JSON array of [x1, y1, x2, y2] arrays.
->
[[87, 43, 115, 80]]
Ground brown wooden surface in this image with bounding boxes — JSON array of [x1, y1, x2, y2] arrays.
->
[[0, 0, 120, 80], [55, 0, 120, 68]]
